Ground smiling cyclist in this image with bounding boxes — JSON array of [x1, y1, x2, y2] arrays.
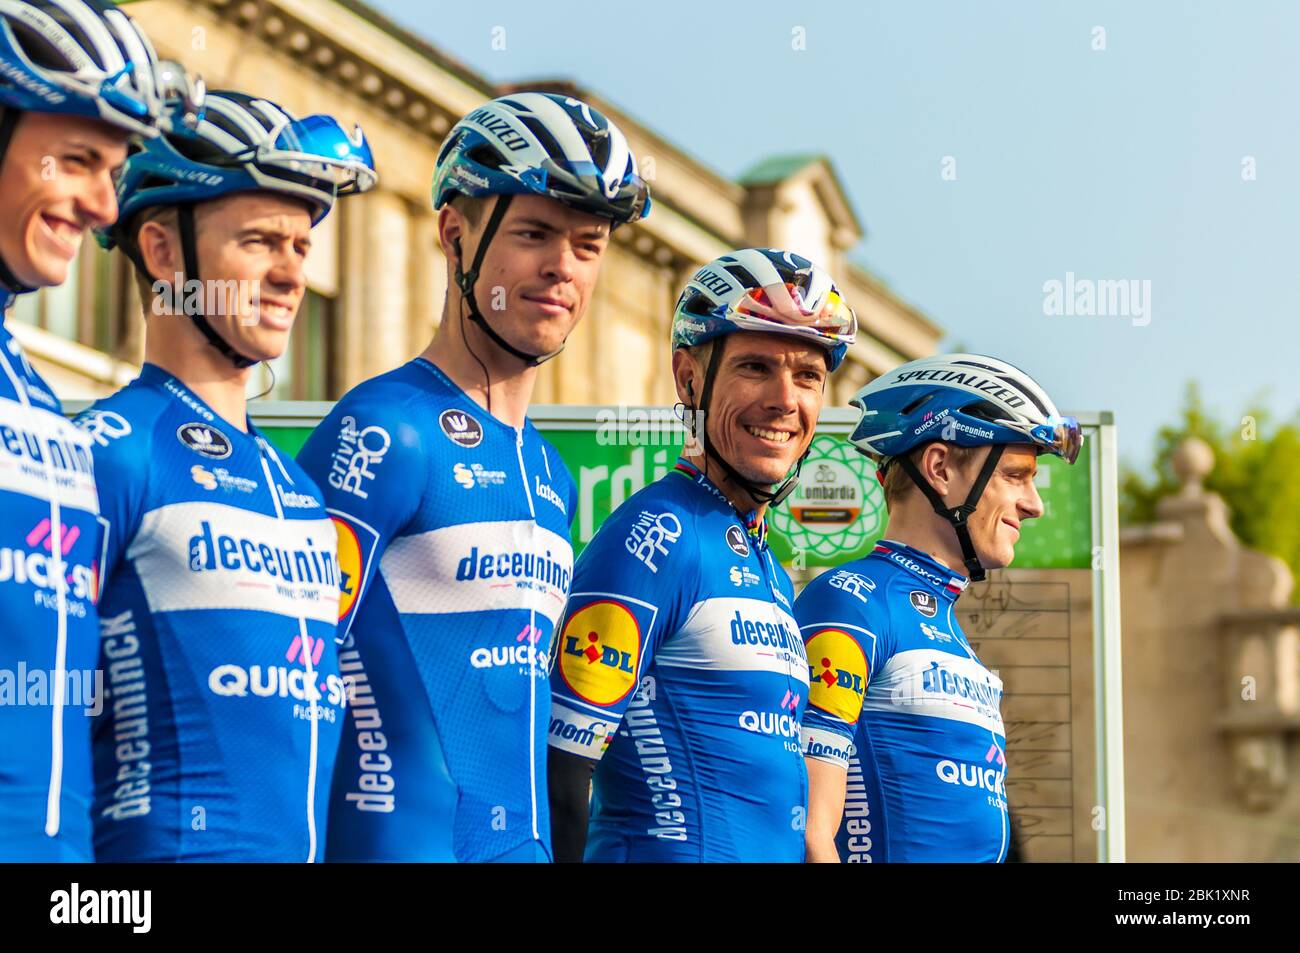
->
[[547, 248, 857, 862], [0, 0, 199, 861], [794, 353, 1082, 862], [75, 89, 376, 861]]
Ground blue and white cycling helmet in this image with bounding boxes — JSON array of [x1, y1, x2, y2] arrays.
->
[[671, 247, 857, 509], [0, 0, 203, 291], [849, 352, 1081, 581], [104, 90, 377, 369], [107, 90, 376, 238], [432, 91, 649, 227], [431, 91, 650, 367], [0, 0, 201, 137], [671, 248, 857, 372]]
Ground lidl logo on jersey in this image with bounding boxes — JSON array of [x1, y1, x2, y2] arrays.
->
[[331, 516, 378, 627], [327, 415, 391, 499], [558, 599, 643, 705], [452, 461, 507, 489], [827, 570, 875, 604], [624, 510, 681, 573], [804, 629, 868, 722]]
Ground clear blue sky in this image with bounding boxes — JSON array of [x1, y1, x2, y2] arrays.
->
[[372, 0, 1299, 470]]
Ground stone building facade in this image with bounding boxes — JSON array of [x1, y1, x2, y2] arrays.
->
[[11, 0, 942, 405]]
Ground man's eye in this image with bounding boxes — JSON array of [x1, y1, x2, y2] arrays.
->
[[64, 154, 89, 169]]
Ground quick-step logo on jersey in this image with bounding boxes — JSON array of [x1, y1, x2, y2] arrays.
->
[[558, 599, 643, 705], [470, 622, 549, 675], [935, 742, 1007, 809], [0, 516, 98, 616], [805, 628, 868, 723], [207, 632, 347, 723]]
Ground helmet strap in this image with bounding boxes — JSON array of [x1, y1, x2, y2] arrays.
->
[[0, 109, 36, 295], [694, 339, 806, 508], [177, 203, 259, 369], [454, 194, 565, 368], [896, 443, 1005, 583]]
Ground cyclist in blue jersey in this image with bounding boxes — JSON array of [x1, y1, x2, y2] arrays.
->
[[74, 90, 376, 861], [0, 0, 199, 861], [548, 248, 858, 862], [295, 92, 650, 863], [795, 353, 1082, 862]]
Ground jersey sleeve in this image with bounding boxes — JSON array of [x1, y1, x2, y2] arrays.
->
[[295, 389, 423, 643], [74, 405, 150, 587], [548, 493, 699, 762], [793, 568, 892, 770]]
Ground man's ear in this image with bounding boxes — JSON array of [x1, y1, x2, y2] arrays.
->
[[671, 348, 700, 406], [437, 204, 468, 265], [136, 219, 179, 285]]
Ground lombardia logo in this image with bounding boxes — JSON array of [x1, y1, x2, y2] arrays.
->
[[333, 517, 364, 621], [559, 600, 641, 705], [805, 628, 868, 721], [769, 434, 885, 560]]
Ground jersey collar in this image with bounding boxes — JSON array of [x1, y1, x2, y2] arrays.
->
[[872, 539, 969, 601], [673, 456, 768, 550], [139, 362, 259, 441]]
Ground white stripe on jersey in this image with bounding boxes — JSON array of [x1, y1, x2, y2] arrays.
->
[[0, 399, 98, 513], [656, 595, 809, 683], [380, 519, 573, 625], [129, 502, 338, 622], [863, 647, 1005, 735]]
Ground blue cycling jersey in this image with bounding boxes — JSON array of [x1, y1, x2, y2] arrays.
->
[[76, 364, 345, 861], [549, 460, 809, 862], [794, 540, 1008, 862], [296, 358, 576, 863], [0, 307, 100, 861]]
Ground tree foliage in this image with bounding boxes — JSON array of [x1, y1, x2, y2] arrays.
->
[[1121, 383, 1300, 600]]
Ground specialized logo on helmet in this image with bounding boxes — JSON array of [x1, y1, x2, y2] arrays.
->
[[177, 422, 232, 459], [805, 629, 868, 723], [910, 590, 938, 618], [439, 409, 483, 448], [558, 600, 641, 705]]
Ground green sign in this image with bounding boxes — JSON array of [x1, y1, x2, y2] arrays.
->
[[257, 407, 1093, 571]]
